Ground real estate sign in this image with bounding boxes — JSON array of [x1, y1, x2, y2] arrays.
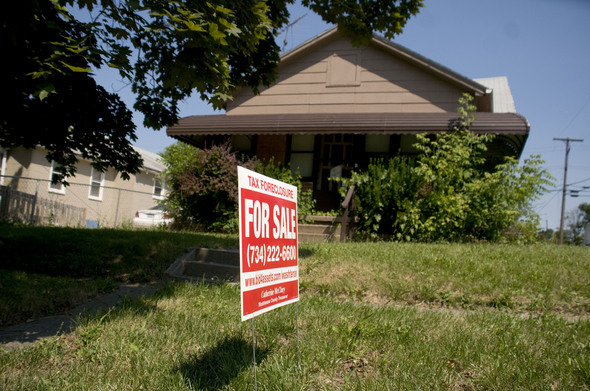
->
[[238, 166, 299, 321]]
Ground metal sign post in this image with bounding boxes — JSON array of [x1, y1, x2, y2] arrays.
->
[[251, 318, 258, 391]]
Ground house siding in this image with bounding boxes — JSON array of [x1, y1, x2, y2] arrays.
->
[[226, 34, 464, 115], [1, 146, 164, 227]]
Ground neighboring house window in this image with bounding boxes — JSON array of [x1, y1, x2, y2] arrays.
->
[[89, 168, 105, 201], [48, 161, 66, 194], [0, 147, 6, 186], [153, 178, 165, 200]]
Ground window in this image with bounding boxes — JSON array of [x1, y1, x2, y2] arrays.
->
[[88, 168, 105, 200], [399, 135, 421, 154], [0, 147, 6, 186], [48, 161, 66, 194], [289, 135, 315, 178], [365, 135, 391, 154], [231, 135, 252, 152], [153, 177, 165, 200]]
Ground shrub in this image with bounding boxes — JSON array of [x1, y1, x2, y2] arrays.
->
[[255, 158, 316, 218], [161, 142, 315, 233], [340, 156, 420, 239], [160, 142, 255, 232], [344, 94, 554, 242]]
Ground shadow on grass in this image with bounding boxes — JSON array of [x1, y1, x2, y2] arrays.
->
[[0, 224, 239, 282], [176, 336, 269, 390], [299, 247, 316, 259]]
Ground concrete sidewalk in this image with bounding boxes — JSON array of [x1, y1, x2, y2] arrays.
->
[[0, 283, 158, 351]]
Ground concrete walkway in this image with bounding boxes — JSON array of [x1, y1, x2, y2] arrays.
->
[[0, 283, 158, 351]]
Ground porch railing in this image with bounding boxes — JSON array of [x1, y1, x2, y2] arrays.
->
[[339, 185, 356, 242]]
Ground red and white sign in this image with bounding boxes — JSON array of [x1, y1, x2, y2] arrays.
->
[[238, 166, 299, 321]]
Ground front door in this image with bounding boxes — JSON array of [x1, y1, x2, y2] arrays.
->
[[315, 134, 354, 210]]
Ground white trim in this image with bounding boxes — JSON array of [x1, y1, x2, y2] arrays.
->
[[153, 177, 165, 200], [0, 147, 6, 186], [88, 167, 105, 201], [48, 161, 66, 194]]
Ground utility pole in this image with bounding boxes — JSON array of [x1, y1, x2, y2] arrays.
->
[[554, 137, 584, 244]]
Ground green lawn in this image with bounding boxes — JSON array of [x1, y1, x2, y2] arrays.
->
[[1, 225, 589, 390], [0, 224, 237, 326]]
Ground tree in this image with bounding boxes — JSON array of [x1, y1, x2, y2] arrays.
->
[[1, 0, 142, 180], [578, 203, 590, 224], [1, 0, 423, 180], [302, 0, 423, 45], [566, 203, 590, 244]]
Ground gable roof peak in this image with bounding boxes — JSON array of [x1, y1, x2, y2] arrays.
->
[[280, 26, 490, 96]]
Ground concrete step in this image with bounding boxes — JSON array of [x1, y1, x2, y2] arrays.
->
[[182, 261, 239, 282], [299, 228, 340, 242], [298, 223, 336, 235], [165, 247, 240, 283], [193, 247, 239, 266], [301, 215, 340, 224], [298, 233, 336, 243], [298, 216, 341, 242]]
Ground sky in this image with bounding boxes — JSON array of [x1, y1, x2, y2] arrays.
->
[[94, 0, 590, 231]]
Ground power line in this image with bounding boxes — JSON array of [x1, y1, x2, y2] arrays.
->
[[569, 176, 590, 186], [559, 95, 590, 136], [280, 14, 308, 52], [535, 190, 560, 211]]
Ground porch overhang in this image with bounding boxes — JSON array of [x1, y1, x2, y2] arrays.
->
[[167, 112, 530, 157]]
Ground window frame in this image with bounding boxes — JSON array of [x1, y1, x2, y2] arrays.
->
[[48, 161, 66, 194], [0, 147, 6, 186], [289, 135, 315, 180], [88, 167, 106, 201], [153, 177, 165, 200]]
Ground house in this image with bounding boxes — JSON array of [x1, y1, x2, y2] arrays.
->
[[0, 145, 166, 227], [167, 27, 529, 210]]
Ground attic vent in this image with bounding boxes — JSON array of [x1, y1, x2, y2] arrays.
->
[[327, 53, 361, 87]]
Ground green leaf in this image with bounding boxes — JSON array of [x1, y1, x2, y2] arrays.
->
[[60, 62, 93, 73], [208, 23, 227, 43], [184, 20, 206, 32], [37, 83, 56, 100], [38, 89, 50, 100]]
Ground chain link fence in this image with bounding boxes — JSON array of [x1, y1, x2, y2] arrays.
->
[[0, 175, 161, 228]]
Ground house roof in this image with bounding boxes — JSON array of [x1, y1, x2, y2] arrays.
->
[[133, 146, 165, 174], [169, 112, 529, 158], [169, 112, 529, 136]]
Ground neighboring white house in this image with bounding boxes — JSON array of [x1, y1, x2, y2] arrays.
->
[[0, 145, 166, 227]]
